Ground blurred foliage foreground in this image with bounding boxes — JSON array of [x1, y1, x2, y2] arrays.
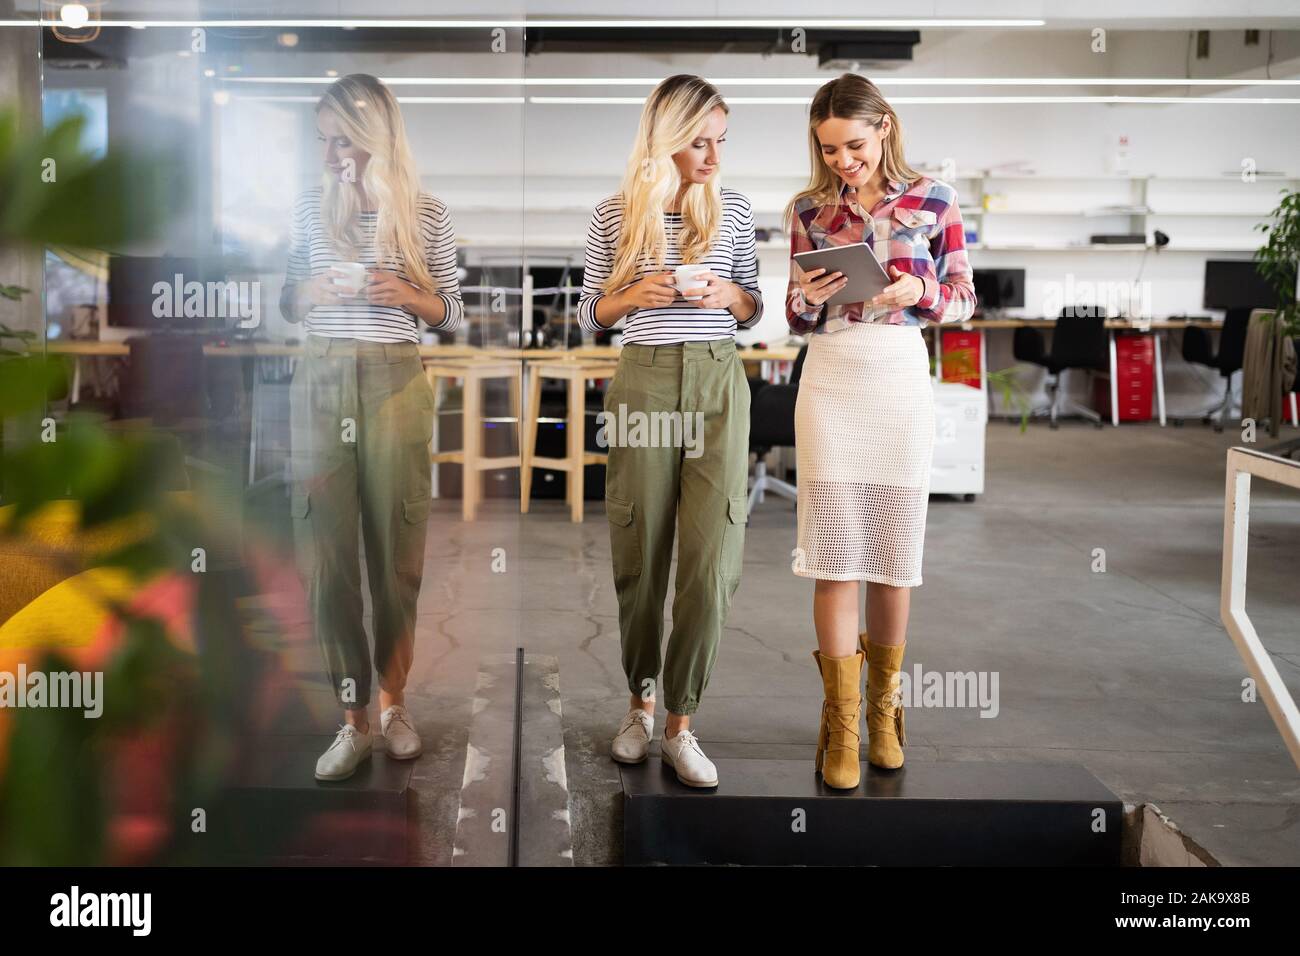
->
[[0, 106, 306, 865]]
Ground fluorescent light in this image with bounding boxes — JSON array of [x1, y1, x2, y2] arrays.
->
[[218, 75, 1300, 88], [530, 95, 1300, 105], [0, 17, 1043, 28], [521, 19, 1047, 28], [232, 95, 525, 104], [877, 77, 1300, 86], [390, 96, 526, 104], [221, 76, 521, 85]]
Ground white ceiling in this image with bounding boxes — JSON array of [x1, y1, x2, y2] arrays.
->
[[5, 0, 1300, 29]]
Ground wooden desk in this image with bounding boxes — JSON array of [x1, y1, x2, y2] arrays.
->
[[929, 317, 1223, 427], [959, 318, 1219, 330], [44, 340, 804, 362]]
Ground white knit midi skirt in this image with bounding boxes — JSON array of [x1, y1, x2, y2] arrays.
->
[[794, 321, 936, 587]]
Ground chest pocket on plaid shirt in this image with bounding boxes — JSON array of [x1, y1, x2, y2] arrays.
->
[[892, 206, 936, 238]]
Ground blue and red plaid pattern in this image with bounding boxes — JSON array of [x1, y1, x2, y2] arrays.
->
[[786, 176, 976, 334]]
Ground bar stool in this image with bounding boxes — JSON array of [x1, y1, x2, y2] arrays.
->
[[521, 357, 619, 522], [424, 357, 522, 521]]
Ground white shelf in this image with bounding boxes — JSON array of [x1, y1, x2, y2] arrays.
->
[[460, 237, 1264, 255], [972, 207, 1149, 216], [947, 171, 1299, 181], [966, 242, 1260, 253], [1145, 209, 1279, 217]]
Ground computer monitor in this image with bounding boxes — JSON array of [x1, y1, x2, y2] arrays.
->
[[107, 255, 254, 331], [1203, 259, 1286, 311], [529, 264, 583, 310], [973, 268, 1025, 311]]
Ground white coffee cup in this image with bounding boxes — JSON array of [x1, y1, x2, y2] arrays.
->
[[674, 264, 712, 301], [331, 261, 366, 297]]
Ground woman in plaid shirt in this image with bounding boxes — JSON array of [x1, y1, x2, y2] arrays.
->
[[785, 74, 975, 789]]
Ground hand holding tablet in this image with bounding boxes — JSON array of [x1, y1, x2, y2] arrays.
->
[[871, 265, 926, 311], [793, 242, 892, 308], [795, 265, 847, 307]]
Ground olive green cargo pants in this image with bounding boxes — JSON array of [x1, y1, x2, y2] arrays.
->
[[603, 339, 751, 716], [289, 335, 434, 710]]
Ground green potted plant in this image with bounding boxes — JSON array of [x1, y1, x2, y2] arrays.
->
[[932, 347, 1033, 432], [1255, 187, 1299, 338], [1253, 187, 1299, 436]]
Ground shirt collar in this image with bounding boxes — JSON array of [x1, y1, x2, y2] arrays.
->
[[838, 176, 906, 211]]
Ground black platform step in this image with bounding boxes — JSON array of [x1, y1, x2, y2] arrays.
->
[[205, 737, 415, 865], [621, 759, 1123, 866]]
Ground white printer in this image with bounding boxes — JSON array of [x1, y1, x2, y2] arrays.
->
[[930, 380, 986, 499]]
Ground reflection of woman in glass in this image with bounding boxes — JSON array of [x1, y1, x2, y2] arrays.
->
[[785, 75, 975, 788], [280, 74, 463, 781], [576, 75, 763, 788]]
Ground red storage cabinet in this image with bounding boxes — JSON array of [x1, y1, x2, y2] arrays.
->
[[940, 330, 982, 389], [1094, 332, 1154, 422]]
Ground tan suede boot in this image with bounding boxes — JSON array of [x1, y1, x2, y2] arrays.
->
[[812, 649, 864, 789], [861, 632, 907, 770]]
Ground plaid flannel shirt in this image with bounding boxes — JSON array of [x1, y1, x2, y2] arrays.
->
[[786, 175, 976, 334]]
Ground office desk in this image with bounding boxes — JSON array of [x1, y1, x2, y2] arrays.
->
[[930, 317, 1221, 427], [43, 341, 805, 488], [44, 340, 802, 400], [43, 340, 801, 362]]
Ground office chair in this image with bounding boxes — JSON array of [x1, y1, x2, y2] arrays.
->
[[747, 344, 807, 515], [1181, 308, 1250, 432], [1012, 307, 1110, 429]]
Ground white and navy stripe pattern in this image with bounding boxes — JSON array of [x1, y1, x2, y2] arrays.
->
[[286, 188, 464, 344], [575, 188, 764, 345]]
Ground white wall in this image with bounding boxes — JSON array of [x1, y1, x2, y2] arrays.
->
[[516, 26, 1300, 414], [29, 16, 1300, 414]]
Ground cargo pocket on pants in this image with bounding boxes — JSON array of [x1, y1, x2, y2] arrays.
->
[[720, 493, 748, 588], [398, 493, 431, 575], [606, 494, 642, 580]]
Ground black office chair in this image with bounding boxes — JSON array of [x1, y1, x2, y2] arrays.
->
[[1012, 307, 1110, 429], [746, 344, 807, 514], [1181, 308, 1250, 432]]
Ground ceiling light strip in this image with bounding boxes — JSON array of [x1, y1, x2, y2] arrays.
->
[[216, 75, 1300, 88], [0, 18, 1045, 29], [530, 95, 1300, 105]]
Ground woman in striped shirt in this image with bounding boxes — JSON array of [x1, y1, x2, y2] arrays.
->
[[279, 74, 464, 782], [577, 75, 763, 788], [786, 74, 976, 789]]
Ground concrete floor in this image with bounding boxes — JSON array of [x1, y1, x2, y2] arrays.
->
[[319, 418, 1300, 866]]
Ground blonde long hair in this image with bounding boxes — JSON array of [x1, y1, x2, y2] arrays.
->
[[784, 73, 920, 229], [604, 75, 728, 293], [317, 74, 436, 293]]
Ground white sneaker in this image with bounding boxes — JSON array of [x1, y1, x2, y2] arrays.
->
[[610, 709, 654, 764], [660, 728, 718, 788], [314, 724, 373, 781], [380, 705, 423, 760]]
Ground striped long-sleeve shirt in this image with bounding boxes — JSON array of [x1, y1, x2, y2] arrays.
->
[[786, 175, 976, 334], [575, 188, 764, 345], [285, 188, 464, 343]]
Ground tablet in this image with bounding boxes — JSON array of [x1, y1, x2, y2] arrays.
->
[[792, 242, 892, 308]]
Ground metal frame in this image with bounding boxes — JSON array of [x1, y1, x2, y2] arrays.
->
[[1199, 368, 1238, 432], [746, 457, 797, 515], [1220, 446, 1300, 770], [1020, 366, 1103, 427]]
